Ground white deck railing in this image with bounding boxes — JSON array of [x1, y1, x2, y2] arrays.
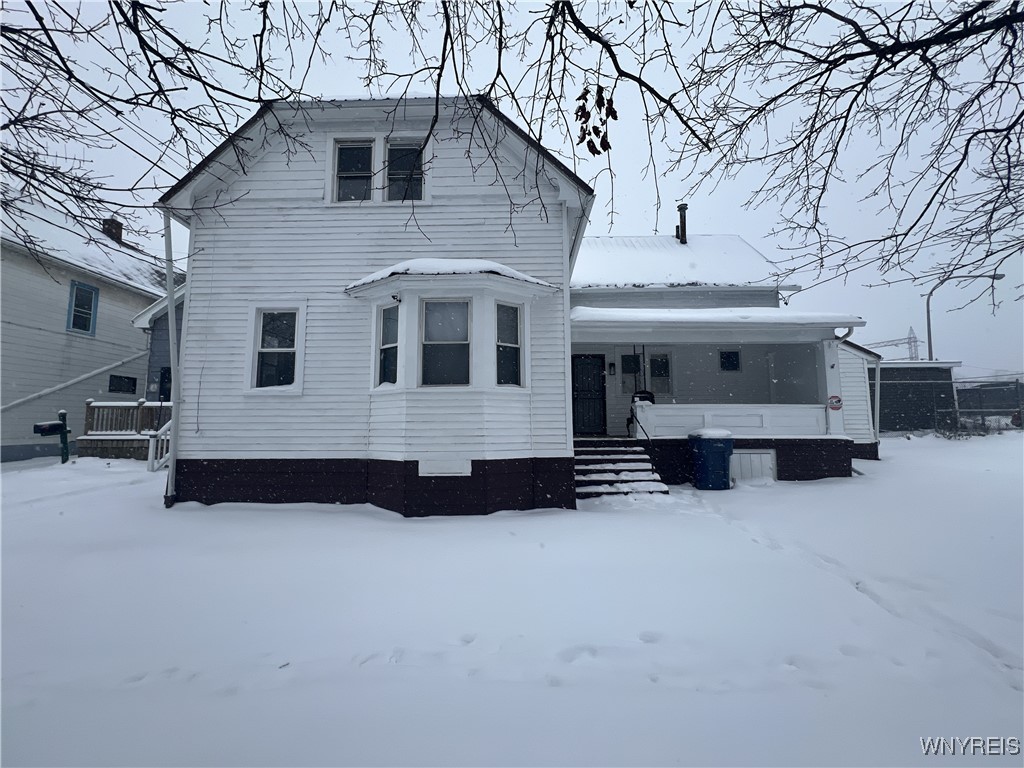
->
[[631, 402, 828, 438], [145, 420, 173, 471]]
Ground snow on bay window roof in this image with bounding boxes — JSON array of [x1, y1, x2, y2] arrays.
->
[[345, 258, 554, 292], [572, 235, 790, 289]]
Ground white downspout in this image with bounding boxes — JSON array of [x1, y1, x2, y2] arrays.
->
[[873, 358, 882, 443], [162, 210, 181, 507]]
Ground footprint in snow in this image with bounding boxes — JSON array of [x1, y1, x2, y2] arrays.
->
[[638, 630, 662, 644], [460, 633, 477, 646]]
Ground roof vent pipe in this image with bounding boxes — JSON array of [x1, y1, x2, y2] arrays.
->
[[675, 203, 688, 244]]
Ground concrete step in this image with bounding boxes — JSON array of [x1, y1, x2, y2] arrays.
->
[[576, 480, 671, 498]]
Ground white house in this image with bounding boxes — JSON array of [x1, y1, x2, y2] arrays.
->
[[159, 96, 871, 514], [159, 96, 594, 514], [1, 198, 167, 461]]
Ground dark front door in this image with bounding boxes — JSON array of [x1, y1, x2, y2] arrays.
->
[[572, 354, 606, 435]]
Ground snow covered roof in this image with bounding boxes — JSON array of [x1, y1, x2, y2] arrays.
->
[[345, 258, 554, 292], [1, 197, 172, 297], [571, 306, 865, 329], [880, 360, 961, 368], [132, 284, 187, 329], [572, 235, 792, 289]]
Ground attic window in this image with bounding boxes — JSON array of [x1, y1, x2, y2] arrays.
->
[[336, 143, 373, 201], [386, 143, 424, 201]]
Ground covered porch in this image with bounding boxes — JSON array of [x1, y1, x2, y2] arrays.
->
[[570, 306, 866, 440]]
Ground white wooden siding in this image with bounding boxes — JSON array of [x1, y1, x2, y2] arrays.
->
[[175, 103, 575, 461], [838, 345, 875, 444], [1, 250, 152, 449]]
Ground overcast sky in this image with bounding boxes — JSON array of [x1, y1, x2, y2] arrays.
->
[[127, 4, 1022, 379]]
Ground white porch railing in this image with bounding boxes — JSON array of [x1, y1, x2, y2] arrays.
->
[[631, 401, 828, 438], [145, 420, 173, 471]]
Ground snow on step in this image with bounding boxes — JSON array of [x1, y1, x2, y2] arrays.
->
[[575, 461, 654, 471], [575, 471, 661, 482], [575, 453, 652, 461], [577, 481, 670, 494], [574, 446, 646, 453]]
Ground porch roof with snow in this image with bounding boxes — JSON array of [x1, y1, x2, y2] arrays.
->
[[571, 235, 798, 290], [571, 305, 865, 344], [345, 258, 555, 295]]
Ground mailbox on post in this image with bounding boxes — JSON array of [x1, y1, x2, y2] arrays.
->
[[33, 410, 70, 463]]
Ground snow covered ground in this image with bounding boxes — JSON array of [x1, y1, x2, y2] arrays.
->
[[3, 434, 1022, 767]]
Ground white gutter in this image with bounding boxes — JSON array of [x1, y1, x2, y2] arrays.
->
[[0, 349, 149, 412], [162, 210, 181, 507]]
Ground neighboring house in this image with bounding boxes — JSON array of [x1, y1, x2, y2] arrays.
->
[[868, 360, 962, 432], [159, 96, 870, 515], [568, 218, 867, 483], [131, 285, 185, 401], [0, 199, 170, 461]]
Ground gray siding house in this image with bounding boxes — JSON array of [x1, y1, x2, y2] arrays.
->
[[131, 286, 185, 402], [1, 200, 167, 460]]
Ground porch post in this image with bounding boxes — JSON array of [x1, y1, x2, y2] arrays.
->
[[823, 339, 846, 435]]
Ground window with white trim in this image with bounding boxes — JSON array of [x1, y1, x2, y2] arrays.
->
[[255, 311, 297, 387], [496, 303, 521, 386], [386, 142, 424, 201], [650, 353, 671, 394], [335, 142, 373, 201], [378, 304, 399, 385], [67, 281, 98, 335], [422, 300, 470, 385]]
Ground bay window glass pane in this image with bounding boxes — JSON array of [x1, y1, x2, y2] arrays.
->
[[379, 346, 398, 384], [497, 345, 520, 386], [257, 351, 295, 387], [261, 312, 296, 349], [381, 305, 399, 346], [496, 304, 519, 345], [422, 345, 469, 385], [424, 302, 468, 342]]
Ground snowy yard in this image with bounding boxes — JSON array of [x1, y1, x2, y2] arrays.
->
[[2, 434, 1022, 767]]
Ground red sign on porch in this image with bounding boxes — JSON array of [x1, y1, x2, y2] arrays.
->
[[828, 395, 843, 411]]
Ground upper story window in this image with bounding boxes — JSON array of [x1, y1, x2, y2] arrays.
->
[[256, 311, 297, 387], [67, 281, 98, 335], [496, 303, 521, 386], [378, 304, 399, 385], [386, 143, 424, 201], [336, 143, 373, 201], [422, 301, 470, 386]]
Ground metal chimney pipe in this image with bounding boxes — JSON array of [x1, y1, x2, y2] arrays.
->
[[676, 203, 688, 244]]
